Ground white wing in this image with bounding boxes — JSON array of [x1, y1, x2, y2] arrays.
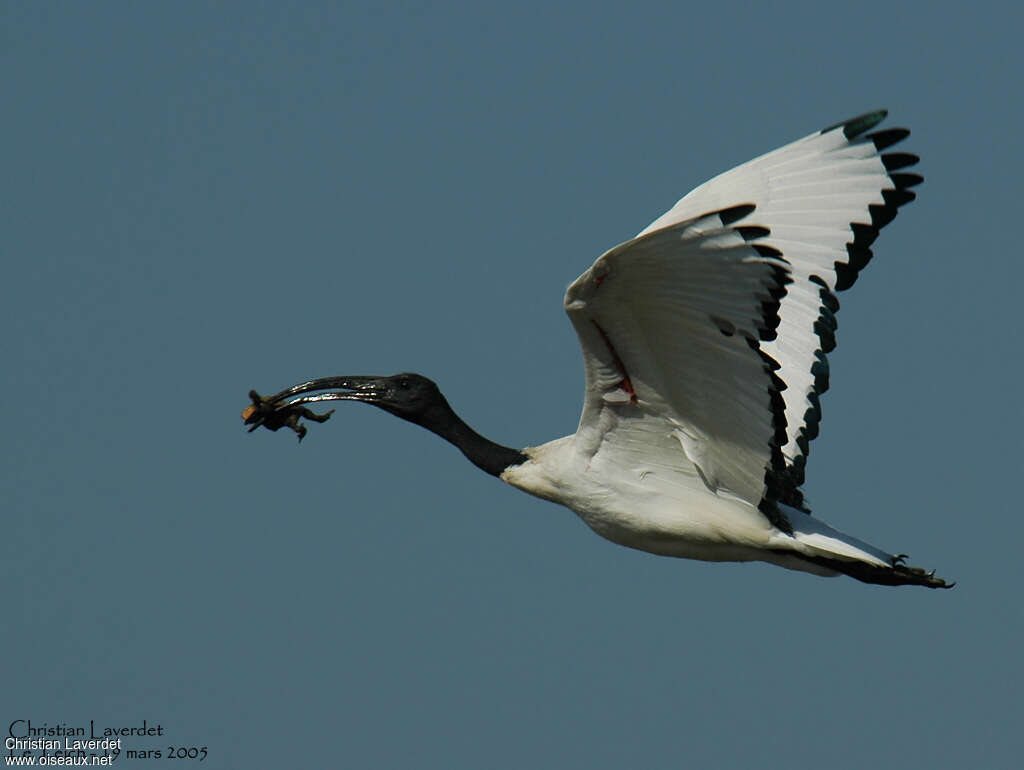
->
[[565, 111, 919, 528], [565, 206, 792, 526], [639, 110, 921, 500]]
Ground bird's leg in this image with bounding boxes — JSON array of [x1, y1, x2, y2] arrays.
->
[[242, 389, 334, 441]]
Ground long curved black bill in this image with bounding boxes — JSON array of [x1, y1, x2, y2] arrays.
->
[[242, 375, 386, 441]]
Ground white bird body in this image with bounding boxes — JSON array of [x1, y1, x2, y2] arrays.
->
[[503, 110, 930, 581], [247, 110, 950, 587], [503, 430, 782, 562], [502, 405, 890, 576]]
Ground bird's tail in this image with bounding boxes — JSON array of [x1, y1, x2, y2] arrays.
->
[[798, 552, 952, 588], [779, 507, 953, 589]]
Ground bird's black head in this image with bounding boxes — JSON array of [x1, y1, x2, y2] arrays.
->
[[355, 372, 450, 424]]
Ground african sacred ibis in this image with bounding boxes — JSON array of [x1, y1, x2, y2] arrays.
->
[[245, 110, 951, 588]]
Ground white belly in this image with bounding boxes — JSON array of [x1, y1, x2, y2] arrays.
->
[[500, 435, 780, 563]]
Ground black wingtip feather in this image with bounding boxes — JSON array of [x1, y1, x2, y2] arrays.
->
[[807, 275, 840, 313], [813, 313, 837, 354], [868, 127, 910, 151], [834, 255, 869, 291], [737, 225, 771, 241], [869, 202, 899, 230], [718, 203, 756, 225], [752, 243, 784, 258], [882, 188, 916, 208], [850, 222, 879, 249], [847, 241, 875, 272], [891, 172, 924, 189], [821, 110, 888, 139], [881, 152, 920, 171]]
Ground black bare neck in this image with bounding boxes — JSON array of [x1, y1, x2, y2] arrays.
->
[[407, 396, 528, 477]]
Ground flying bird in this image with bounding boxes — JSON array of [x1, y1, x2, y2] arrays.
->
[[244, 110, 951, 588]]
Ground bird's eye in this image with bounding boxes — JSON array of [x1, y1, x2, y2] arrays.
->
[[399, 378, 410, 389]]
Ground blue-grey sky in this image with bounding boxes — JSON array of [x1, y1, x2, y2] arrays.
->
[[4, 2, 1021, 767]]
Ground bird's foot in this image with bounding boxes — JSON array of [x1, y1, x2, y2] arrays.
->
[[242, 390, 334, 442], [887, 553, 955, 589]]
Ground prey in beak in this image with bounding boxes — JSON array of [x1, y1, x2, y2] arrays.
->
[[242, 376, 389, 441], [241, 374, 441, 441]]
